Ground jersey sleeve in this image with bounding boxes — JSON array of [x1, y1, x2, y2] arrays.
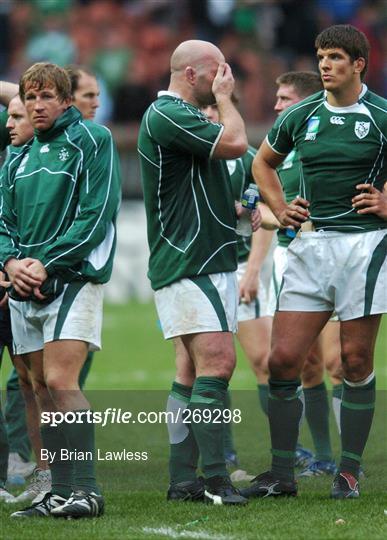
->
[[266, 112, 294, 156], [0, 151, 22, 269], [149, 100, 224, 159], [40, 126, 121, 274]]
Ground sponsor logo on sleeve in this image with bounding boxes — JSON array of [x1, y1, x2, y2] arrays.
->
[[305, 116, 320, 141]]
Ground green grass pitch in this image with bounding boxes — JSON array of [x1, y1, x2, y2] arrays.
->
[[0, 303, 386, 539]]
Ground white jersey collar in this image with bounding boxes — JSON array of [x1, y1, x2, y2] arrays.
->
[[323, 84, 368, 113], [158, 90, 181, 99]]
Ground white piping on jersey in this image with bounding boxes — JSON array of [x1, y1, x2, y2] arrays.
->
[[137, 148, 161, 169], [363, 100, 387, 143], [270, 97, 325, 149], [210, 125, 224, 159], [15, 167, 75, 183], [145, 107, 152, 137], [198, 169, 235, 231], [85, 169, 89, 194], [79, 121, 98, 157], [151, 103, 214, 146], [197, 240, 237, 274], [17, 168, 78, 247], [316, 225, 366, 230], [265, 136, 287, 155], [44, 130, 114, 269], [156, 148, 200, 253], [65, 128, 84, 176]]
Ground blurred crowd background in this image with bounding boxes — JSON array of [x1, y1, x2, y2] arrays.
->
[[0, 0, 386, 198]]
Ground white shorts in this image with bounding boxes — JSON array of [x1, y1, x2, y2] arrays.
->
[[9, 282, 104, 354], [155, 272, 238, 339], [278, 229, 387, 321], [268, 245, 288, 317], [236, 261, 270, 322]]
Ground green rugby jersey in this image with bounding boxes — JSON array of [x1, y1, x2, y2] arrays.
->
[[0, 106, 121, 283], [227, 145, 256, 262], [138, 92, 237, 290], [267, 85, 387, 232], [276, 149, 300, 247]]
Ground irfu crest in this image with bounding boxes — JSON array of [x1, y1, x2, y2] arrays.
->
[[354, 121, 370, 139]]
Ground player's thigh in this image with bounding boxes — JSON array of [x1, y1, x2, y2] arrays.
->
[[270, 311, 331, 377], [340, 314, 382, 381], [173, 337, 195, 386], [182, 331, 236, 380]]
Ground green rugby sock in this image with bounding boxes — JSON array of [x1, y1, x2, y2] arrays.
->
[[304, 382, 333, 461], [340, 374, 375, 479], [332, 383, 343, 434], [258, 384, 269, 416], [223, 390, 236, 456], [167, 382, 198, 484], [62, 410, 100, 494], [189, 376, 228, 479], [40, 425, 73, 498], [269, 379, 303, 481]]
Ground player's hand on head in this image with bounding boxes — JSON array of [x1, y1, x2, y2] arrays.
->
[[212, 62, 234, 100], [352, 184, 387, 219]]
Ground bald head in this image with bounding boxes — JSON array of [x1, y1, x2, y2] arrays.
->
[[169, 40, 225, 107], [170, 40, 224, 73]]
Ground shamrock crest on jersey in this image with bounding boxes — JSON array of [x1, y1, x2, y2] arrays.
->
[[354, 121, 370, 139], [58, 147, 70, 161]]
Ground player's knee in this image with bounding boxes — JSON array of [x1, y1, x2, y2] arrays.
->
[[268, 346, 300, 379], [341, 351, 370, 381]]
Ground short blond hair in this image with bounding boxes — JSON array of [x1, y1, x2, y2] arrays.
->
[[19, 62, 72, 103]]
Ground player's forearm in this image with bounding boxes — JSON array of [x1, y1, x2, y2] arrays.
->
[[246, 228, 274, 273], [253, 157, 287, 220], [0, 81, 18, 106], [259, 203, 281, 230], [213, 96, 247, 159]]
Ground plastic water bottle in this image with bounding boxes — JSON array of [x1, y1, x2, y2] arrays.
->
[[236, 183, 260, 237]]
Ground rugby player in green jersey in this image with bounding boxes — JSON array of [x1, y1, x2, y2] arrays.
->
[[138, 40, 260, 505], [268, 71, 343, 477], [242, 25, 386, 500], [0, 63, 121, 518], [202, 102, 273, 473], [2, 69, 101, 479]]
